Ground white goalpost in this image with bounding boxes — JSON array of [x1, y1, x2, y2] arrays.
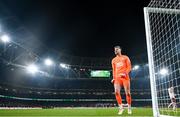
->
[[144, 0, 180, 117]]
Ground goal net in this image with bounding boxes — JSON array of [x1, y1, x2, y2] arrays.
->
[[144, 0, 180, 117]]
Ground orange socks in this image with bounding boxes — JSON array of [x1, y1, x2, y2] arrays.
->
[[115, 92, 122, 105], [126, 94, 132, 105], [115, 92, 132, 105]]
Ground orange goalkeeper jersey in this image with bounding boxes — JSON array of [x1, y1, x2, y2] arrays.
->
[[111, 55, 131, 80]]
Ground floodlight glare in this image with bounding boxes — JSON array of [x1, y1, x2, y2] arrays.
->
[[60, 63, 69, 69], [26, 64, 39, 74], [1, 35, 10, 43], [160, 68, 168, 75], [44, 58, 53, 66], [133, 65, 140, 70]]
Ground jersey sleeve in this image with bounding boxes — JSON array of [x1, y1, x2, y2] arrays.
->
[[125, 56, 131, 74], [111, 59, 116, 79]]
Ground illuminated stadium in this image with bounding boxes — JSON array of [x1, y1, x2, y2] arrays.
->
[[0, 37, 151, 108], [0, 0, 180, 117]]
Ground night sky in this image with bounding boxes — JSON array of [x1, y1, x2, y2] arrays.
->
[[0, 0, 150, 58]]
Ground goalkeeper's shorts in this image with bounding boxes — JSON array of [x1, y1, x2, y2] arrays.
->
[[114, 77, 130, 87]]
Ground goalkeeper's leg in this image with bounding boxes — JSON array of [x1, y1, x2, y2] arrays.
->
[[114, 82, 124, 115], [124, 79, 132, 114]]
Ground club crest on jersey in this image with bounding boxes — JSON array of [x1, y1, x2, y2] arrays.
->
[[116, 62, 123, 67]]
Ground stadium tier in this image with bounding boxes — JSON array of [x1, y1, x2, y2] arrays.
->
[[0, 77, 151, 108]]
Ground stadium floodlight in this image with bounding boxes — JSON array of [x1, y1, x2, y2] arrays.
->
[[44, 58, 54, 66], [133, 65, 139, 70], [26, 64, 39, 74], [1, 34, 10, 43], [60, 63, 69, 69], [159, 68, 168, 76]]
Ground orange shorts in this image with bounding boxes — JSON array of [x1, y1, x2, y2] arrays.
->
[[114, 77, 130, 87]]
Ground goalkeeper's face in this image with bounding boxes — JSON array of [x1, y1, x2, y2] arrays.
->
[[114, 47, 121, 55]]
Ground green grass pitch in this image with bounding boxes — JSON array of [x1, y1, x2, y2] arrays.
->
[[0, 108, 179, 117]]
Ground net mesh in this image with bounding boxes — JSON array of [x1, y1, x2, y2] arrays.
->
[[146, 0, 180, 116]]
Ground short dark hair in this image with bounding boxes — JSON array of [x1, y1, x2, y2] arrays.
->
[[114, 46, 121, 49]]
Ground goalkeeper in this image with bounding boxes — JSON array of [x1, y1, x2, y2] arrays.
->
[[111, 46, 132, 115]]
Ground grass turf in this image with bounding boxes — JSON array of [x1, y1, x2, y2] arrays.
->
[[0, 107, 178, 117]]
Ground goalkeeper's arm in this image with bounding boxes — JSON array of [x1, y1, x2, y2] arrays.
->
[[111, 61, 115, 84]]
